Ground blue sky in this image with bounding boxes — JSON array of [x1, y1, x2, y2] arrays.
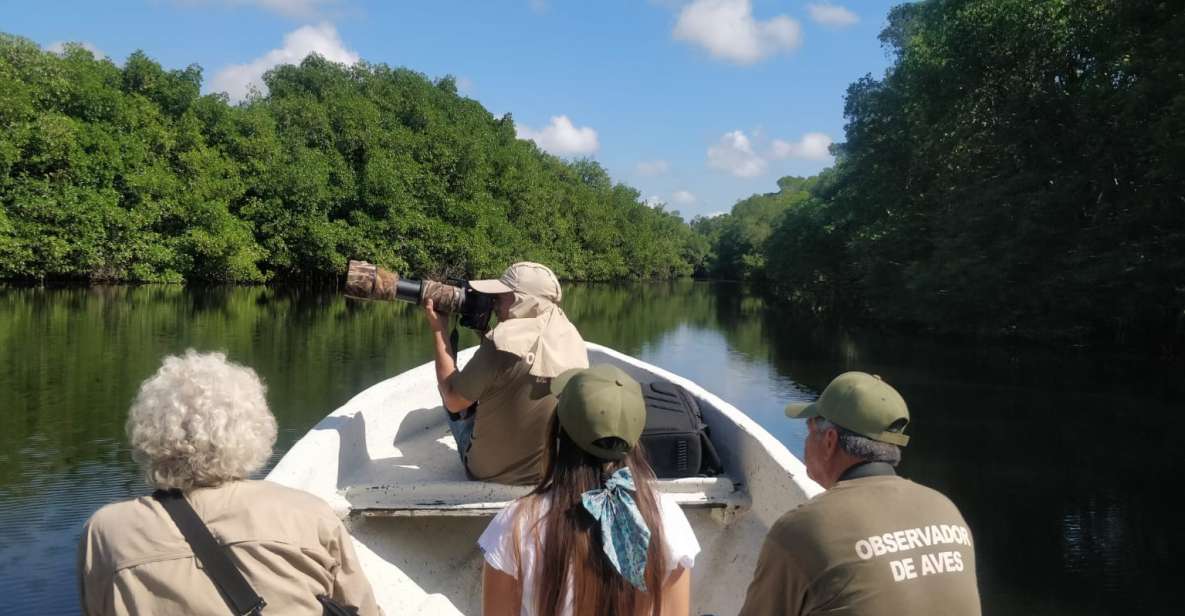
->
[[1, 0, 902, 219]]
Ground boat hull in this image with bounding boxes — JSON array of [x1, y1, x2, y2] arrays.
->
[[267, 343, 820, 614]]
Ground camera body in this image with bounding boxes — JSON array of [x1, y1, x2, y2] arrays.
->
[[344, 260, 496, 331]]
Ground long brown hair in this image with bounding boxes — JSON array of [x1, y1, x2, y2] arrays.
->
[[524, 418, 669, 616]]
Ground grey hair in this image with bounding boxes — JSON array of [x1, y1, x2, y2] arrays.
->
[[815, 418, 902, 466], [126, 350, 277, 491]]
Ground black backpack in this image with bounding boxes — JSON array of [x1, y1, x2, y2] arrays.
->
[[639, 380, 724, 478]]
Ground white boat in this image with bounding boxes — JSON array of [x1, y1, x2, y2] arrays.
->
[[267, 342, 821, 615]]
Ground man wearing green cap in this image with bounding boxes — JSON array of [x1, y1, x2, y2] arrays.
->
[[738, 372, 981, 616]]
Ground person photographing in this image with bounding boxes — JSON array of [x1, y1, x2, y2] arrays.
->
[[424, 261, 588, 485]]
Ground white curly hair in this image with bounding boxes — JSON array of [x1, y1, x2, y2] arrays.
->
[[127, 349, 277, 491]]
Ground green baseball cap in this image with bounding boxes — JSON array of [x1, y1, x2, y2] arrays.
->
[[785, 372, 911, 447], [551, 364, 646, 461]]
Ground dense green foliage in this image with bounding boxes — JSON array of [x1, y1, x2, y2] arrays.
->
[[0, 35, 697, 282], [702, 0, 1185, 347], [691, 175, 818, 281]]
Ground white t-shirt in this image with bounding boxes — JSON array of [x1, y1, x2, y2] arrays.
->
[[478, 491, 700, 616]]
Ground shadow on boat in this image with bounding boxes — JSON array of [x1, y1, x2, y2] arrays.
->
[[315, 406, 491, 613], [319, 406, 468, 487]]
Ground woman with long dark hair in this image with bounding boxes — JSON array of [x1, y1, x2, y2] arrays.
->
[[478, 365, 700, 615]]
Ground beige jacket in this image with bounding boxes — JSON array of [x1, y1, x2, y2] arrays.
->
[[78, 480, 381, 616]]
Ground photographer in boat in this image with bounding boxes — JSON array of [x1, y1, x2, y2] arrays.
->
[[78, 350, 381, 616], [738, 372, 981, 616], [423, 261, 589, 485]]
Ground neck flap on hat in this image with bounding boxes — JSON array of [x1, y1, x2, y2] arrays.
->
[[486, 292, 589, 378]]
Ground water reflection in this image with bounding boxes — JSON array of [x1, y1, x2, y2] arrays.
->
[[0, 282, 1180, 614], [1062, 496, 1131, 593]]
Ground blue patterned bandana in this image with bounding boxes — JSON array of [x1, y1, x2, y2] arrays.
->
[[581, 467, 652, 590]]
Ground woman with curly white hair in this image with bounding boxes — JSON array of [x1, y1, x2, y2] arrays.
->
[[78, 350, 380, 616]]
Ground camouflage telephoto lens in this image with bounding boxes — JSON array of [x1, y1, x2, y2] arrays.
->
[[419, 279, 465, 314], [343, 260, 465, 314], [344, 260, 403, 301]]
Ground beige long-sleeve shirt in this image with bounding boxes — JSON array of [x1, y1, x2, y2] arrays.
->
[[78, 480, 381, 616]]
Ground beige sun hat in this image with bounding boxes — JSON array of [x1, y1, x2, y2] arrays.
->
[[468, 262, 562, 303]]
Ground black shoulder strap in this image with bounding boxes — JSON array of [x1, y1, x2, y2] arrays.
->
[[153, 489, 267, 616]]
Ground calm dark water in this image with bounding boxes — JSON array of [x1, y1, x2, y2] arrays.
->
[[1, 282, 1180, 615]]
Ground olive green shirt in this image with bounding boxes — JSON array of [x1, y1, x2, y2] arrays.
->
[[739, 475, 981, 616], [453, 338, 562, 485], [78, 480, 381, 616]]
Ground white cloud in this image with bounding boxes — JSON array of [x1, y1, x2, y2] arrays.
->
[[704, 210, 727, 218], [708, 130, 767, 177], [209, 23, 360, 102], [644, 195, 665, 208], [456, 76, 475, 95], [807, 3, 859, 28], [178, 1, 341, 19], [771, 132, 833, 160], [672, 190, 697, 205], [635, 160, 671, 176], [248, 0, 334, 18], [516, 116, 600, 156], [47, 41, 105, 58], [673, 0, 803, 65]]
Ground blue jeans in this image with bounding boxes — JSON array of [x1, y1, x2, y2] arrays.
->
[[446, 410, 475, 469]]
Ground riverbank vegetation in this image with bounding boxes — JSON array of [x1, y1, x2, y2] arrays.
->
[[3, 0, 1181, 351], [0, 34, 698, 283], [696, 0, 1184, 349]]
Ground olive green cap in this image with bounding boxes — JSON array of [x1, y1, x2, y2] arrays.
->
[[785, 371, 911, 447], [551, 364, 646, 461]]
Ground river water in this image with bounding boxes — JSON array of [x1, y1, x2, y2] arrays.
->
[[1, 282, 1180, 615]]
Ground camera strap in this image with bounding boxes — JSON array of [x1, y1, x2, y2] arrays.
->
[[448, 325, 460, 362], [153, 489, 267, 616]]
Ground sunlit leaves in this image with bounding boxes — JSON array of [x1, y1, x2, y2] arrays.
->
[[0, 36, 700, 283]]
